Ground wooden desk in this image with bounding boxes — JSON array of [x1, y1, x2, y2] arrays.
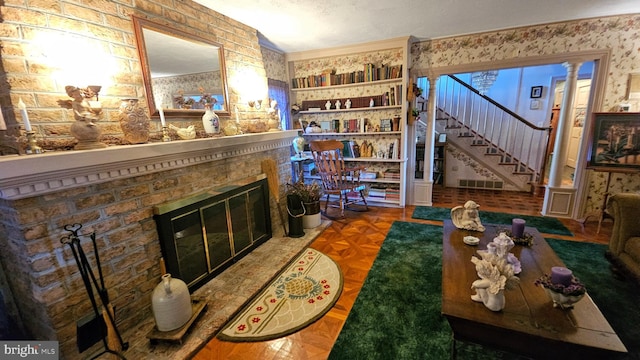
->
[[441, 220, 627, 359]]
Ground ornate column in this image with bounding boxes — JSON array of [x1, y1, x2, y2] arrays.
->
[[543, 62, 582, 217], [413, 74, 437, 205]]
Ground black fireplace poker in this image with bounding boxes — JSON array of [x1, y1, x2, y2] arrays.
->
[[60, 223, 128, 359]]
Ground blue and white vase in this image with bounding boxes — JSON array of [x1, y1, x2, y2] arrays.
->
[[202, 105, 219, 134]]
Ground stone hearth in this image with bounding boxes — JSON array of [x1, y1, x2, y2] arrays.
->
[[123, 222, 328, 359]]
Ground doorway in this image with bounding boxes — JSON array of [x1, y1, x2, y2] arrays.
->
[[549, 76, 593, 185]]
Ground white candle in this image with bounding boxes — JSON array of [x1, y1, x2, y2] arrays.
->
[[0, 110, 6, 130], [235, 105, 240, 123], [158, 103, 166, 127], [18, 98, 32, 131]]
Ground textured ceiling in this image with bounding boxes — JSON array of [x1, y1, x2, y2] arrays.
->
[[195, 0, 640, 53]]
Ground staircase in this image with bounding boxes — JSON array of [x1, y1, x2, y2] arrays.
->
[[434, 75, 551, 192]]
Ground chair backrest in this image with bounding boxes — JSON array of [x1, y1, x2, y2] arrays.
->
[[309, 140, 352, 192]]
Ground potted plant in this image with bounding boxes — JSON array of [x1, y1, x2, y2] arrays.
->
[[287, 178, 322, 229]]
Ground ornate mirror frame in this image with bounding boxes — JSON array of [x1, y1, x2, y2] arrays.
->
[[132, 16, 231, 117]]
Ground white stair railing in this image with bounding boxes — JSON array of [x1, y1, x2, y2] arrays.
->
[[436, 75, 552, 184]]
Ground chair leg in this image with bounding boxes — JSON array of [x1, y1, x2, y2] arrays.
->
[[359, 190, 368, 210], [339, 193, 346, 218], [323, 194, 330, 213]]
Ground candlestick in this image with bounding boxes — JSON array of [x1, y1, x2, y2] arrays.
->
[[550, 266, 573, 287], [0, 109, 6, 130], [511, 218, 525, 238], [25, 131, 43, 154], [158, 104, 166, 127], [162, 126, 171, 142], [18, 98, 32, 131]]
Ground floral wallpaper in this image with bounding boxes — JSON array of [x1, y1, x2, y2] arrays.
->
[[261, 47, 288, 82], [152, 71, 221, 108], [411, 14, 640, 215]]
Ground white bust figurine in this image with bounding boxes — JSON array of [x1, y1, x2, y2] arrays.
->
[[325, 100, 331, 110], [345, 99, 352, 109], [335, 99, 341, 109]]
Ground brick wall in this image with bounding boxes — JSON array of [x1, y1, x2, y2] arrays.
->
[[0, 0, 273, 151], [0, 0, 290, 358], [0, 145, 292, 358]]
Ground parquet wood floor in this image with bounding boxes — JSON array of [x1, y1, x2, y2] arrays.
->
[[193, 187, 611, 360]]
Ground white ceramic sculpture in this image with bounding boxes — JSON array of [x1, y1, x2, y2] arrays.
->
[[451, 200, 485, 232], [169, 124, 196, 140], [470, 233, 520, 311]]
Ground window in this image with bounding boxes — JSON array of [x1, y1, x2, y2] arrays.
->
[[268, 79, 290, 129]]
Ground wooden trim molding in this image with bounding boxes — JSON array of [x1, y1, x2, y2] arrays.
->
[[0, 131, 298, 200]]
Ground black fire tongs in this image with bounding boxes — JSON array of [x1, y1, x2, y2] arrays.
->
[[61, 223, 128, 359]]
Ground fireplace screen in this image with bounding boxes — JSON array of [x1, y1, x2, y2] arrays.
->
[[154, 175, 271, 291]]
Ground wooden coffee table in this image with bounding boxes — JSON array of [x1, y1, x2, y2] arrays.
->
[[442, 220, 627, 359]]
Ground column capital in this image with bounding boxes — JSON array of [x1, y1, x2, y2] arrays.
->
[[562, 61, 583, 73]]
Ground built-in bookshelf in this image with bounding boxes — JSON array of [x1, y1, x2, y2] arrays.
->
[[286, 37, 411, 206]]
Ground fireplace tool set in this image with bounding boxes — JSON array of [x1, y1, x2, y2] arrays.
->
[[60, 223, 128, 359]]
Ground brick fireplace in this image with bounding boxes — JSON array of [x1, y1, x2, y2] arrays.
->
[[0, 131, 297, 358]]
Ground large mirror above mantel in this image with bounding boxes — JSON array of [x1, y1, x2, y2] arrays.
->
[[132, 16, 230, 117]]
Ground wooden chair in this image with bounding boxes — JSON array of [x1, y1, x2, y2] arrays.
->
[[309, 140, 368, 218]]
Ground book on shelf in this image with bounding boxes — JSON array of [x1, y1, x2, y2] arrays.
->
[[342, 119, 361, 133], [349, 141, 360, 158], [380, 119, 392, 132], [291, 64, 402, 89], [360, 171, 377, 179], [368, 184, 388, 199], [332, 119, 340, 132], [383, 168, 401, 179], [392, 139, 399, 159], [341, 140, 353, 157], [385, 185, 400, 200]]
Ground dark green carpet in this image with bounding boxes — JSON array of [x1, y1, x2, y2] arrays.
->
[[329, 221, 639, 360], [412, 206, 573, 236]]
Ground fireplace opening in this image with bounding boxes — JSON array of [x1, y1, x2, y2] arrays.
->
[[154, 174, 272, 291]]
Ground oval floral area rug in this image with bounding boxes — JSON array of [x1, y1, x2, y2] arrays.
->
[[217, 248, 343, 341]]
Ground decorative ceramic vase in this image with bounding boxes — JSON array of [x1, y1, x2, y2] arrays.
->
[[292, 133, 306, 157], [151, 274, 192, 331], [202, 105, 219, 134], [302, 201, 321, 228], [543, 288, 585, 309], [117, 98, 150, 144]]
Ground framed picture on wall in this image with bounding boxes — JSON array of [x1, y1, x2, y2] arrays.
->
[[627, 73, 640, 100], [530, 86, 543, 98], [587, 112, 640, 171]]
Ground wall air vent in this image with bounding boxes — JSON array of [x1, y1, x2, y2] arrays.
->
[[458, 179, 504, 190]]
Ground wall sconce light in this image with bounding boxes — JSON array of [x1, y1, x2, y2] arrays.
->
[[248, 99, 263, 110], [86, 85, 102, 101]]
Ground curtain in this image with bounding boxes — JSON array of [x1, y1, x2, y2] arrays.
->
[[267, 79, 290, 130]]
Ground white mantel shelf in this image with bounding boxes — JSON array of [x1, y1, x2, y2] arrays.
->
[[0, 130, 298, 200]]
